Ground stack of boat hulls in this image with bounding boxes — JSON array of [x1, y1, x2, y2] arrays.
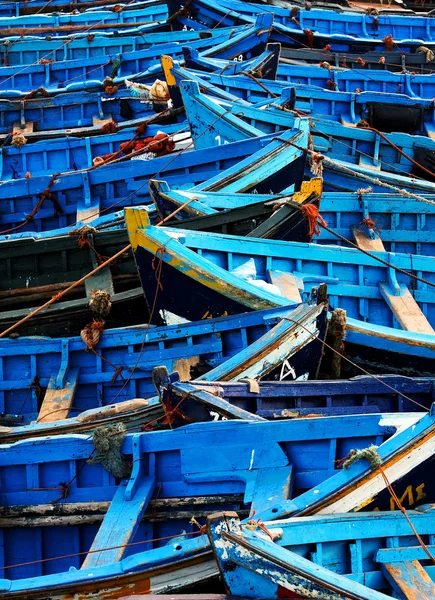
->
[[2, 0, 435, 598]]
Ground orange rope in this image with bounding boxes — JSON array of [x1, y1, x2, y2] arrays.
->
[[300, 204, 327, 241]]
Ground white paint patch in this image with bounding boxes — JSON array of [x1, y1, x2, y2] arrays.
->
[[249, 449, 255, 471], [378, 413, 423, 438]]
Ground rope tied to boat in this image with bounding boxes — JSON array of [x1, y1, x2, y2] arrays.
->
[[89, 290, 112, 320], [310, 152, 324, 176], [357, 119, 370, 128], [290, 7, 300, 26], [100, 120, 117, 134], [338, 445, 382, 470], [320, 61, 331, 70], [190, 516, 207, 535], [300, 204, 327, 241], [88, 423, 131, 479], [304, 28, 314, 48], [246, 514, 275, 541], [23, 86, 50, 100], [11, 133, 27, 148], [383, 34, 394, 51], [49, 482, 70, 506], [80, 320, 105, 351], [360, 216, 380, 233], [417, 46, 435, 63], [69, 225, 109, 265], [38, 58, 54, 65], [239, 71, 278, 98]]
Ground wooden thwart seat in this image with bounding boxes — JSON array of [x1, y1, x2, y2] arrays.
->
[[36, 368, 79, 423], [268, 270, 302, 303], [382, 561, 435, 600], [380, 282, 435, 335], [353, 227, 386, 252]]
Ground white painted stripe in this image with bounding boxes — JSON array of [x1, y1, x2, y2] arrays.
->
[[317, 434, 435, 514], [149, 559, 218, 593]]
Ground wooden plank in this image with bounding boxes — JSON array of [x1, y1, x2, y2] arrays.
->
[[353, 227, 386, 252], [380, 282, 435, 335], [81, 473, 156, 569], [13, 121, 34, 134], [119, 596, 251, 600], [170, 382, 265, 422], [120, 596, 251, 600], [382, 561, 435, 599], [36, 368, 79, 423], [92, 115, 113, 128], [267, 270, 302, 302]]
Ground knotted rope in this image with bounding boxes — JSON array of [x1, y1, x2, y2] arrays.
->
[[417, 46, 435, 63], [300, 204, 327, 241], [80, 321, 105, 351], [11, 133, 26, 148], [383, 35, 394, 51], [304, 28, 314, 48], [68, 225, 108, 265], [340, 445, 382, 470], [88, 423, 131, 479], [89, 290, 112, 320]]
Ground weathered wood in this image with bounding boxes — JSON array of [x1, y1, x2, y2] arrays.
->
[[76, 399, 149, 423], [267, 270, 302, 303], [120, 596, 250, 600], [382, 561, 435, 599], [0, 508, 250, 528], [168, 382, 265, 422], [380, 282, 435, 335], [353, 227, 386, 252], [0, 496, 245, 517], [81, 474, 156, 568], [36, 368, 79, 423], [328, 308, 346, 379], [13, 121, 33, 134]]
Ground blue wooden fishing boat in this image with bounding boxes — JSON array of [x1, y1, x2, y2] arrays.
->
[[164, 57, 435, 137], [152, 184, 435, 256], [0, 0, 168, 17], [0, 126, 308, 236], [0, 1, 168, 36], [208, 507, 435, 598], [160, 373, 435, 418], [0, 15, 272, 94], [1, 409, 435, 598], [183, 43, 280, 79], [0, 26, 244, 67], [0, 121, 185, 181], [0, 301, 327, 441], [275, 61, 435, 100], [186, 46, 435, 98], [181, 0, 435, 51], [178, 78, 435, 194], [0, 87, 165, 134], [280, 46, 435, 73], [151, 178, 321, 240], [126, 207, 435, 374]]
